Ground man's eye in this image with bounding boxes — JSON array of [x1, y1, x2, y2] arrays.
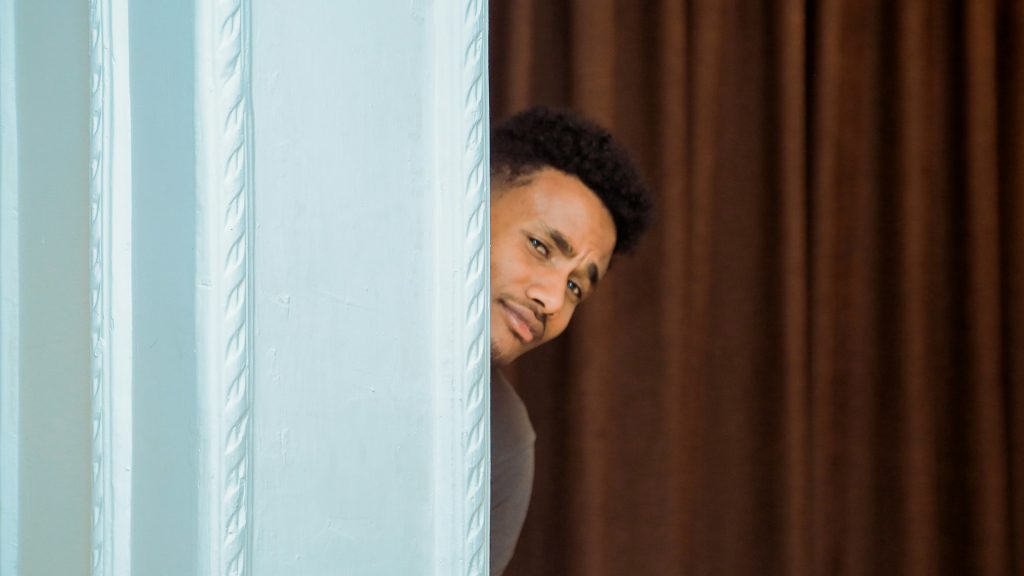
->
[[529, 237, 549, 257], [568, 279, 582, 299]]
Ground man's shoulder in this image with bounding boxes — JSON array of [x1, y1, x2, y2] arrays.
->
[[491, 369, 536, 457]]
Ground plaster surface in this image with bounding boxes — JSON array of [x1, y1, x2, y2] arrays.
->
[[0, 2, 488, 573], [0, 0, 18, 572], [14, 1, 92, 574], [250, 1, 437, 573], [129, 1, 198, 574]]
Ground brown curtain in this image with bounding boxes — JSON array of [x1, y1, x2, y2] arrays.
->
[[489, 1, 1024, 575]]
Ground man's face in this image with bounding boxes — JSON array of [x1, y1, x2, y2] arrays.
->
[[490, 167, 617, 366]]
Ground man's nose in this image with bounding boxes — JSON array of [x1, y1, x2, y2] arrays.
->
[[526, 269, 566, 316]]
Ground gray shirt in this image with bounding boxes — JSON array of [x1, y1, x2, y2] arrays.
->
[[490, 370, 536, 575]]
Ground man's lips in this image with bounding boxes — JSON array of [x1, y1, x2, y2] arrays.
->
[[500, 300, 543, 344]]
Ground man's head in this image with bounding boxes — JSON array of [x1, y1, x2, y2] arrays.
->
[[490, 107, 652, 366]]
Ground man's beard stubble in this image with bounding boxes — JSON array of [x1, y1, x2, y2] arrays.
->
[[491, 339, 511, 367]]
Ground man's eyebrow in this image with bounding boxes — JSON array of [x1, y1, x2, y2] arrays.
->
[[543, 225, 601, 287], [544, 226, 576, 259]]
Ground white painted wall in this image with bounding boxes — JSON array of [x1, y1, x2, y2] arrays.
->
[[0, 0, 19, 572], [129, 1, 196, 574], [0, 2, 489, 574], [249, 1, 436, 572], [3, 2, 92, 575]]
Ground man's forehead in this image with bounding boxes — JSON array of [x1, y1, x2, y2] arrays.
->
[[495, 168, 616, 257]]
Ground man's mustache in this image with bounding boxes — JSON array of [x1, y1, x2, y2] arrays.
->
[[502, 297, 546, 340]]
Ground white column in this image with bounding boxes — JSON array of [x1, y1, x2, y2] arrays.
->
[[2, 2, 491, 573]]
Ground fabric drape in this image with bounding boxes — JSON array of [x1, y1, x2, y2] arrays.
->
[[490, 1, 1023, 575]]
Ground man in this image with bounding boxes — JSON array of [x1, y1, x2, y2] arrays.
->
[[489, 107, 652, 575]]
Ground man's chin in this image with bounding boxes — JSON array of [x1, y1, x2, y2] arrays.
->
[[491, 338, 521, 367]]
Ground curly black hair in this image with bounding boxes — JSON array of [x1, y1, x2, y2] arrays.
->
[[491, 107, 653, 254]]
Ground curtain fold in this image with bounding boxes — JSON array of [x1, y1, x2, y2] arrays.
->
[[490, 1, 1023, 574]]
